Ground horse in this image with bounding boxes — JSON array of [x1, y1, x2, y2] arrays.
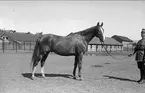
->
[[31, 22, 104, 80]]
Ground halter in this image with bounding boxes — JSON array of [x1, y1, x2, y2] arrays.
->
[[100, 26, 104, 34]]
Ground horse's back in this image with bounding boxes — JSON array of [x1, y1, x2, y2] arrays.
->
[[39, 34, 87, 55]]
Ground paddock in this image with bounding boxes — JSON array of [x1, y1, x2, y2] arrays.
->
[[0, 52, 145, 93]]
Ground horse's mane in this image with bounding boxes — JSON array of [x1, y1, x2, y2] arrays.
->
[[67, 26, 96, 36]]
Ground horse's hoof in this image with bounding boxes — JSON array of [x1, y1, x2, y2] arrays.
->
[[31, 76, 36, 80], [78, 77, 83, 81], [73, 76, 77, 80], [42, 76, 46, 79]]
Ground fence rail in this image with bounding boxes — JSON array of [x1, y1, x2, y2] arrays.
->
[[0, 41, 36, 53]]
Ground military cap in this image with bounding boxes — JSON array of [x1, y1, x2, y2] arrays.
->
[[141, 28, 145, 33]]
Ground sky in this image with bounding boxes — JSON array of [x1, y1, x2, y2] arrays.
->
[[0, 1, 145, 40]]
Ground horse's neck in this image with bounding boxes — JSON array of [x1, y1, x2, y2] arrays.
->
[[81, 30, 95, 44]]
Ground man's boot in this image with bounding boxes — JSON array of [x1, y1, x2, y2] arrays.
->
[[137, 69, 145, 84]]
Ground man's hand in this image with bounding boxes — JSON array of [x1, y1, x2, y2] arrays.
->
[[128, 54, 133, 57]]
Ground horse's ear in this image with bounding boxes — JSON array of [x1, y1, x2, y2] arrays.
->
[[101, 22, 103, 26], [97, 22, 100, 26]]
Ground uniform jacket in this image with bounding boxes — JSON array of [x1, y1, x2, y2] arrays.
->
[[134, 39, 145, 61]]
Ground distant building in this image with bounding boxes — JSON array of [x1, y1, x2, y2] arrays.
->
[[111, 35, 133, 51], [111, 35, 133, 43], [88, 37, 123, 52], [0, 29, 40, 50]]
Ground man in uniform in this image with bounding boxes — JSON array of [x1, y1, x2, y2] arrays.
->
[[129, 28, 145, 84]]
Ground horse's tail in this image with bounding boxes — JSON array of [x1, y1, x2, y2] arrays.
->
[[30, 36, 42, 70]]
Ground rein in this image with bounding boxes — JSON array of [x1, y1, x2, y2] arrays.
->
[[101, 42, 132, 60]]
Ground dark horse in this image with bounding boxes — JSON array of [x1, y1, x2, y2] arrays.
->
[[31, 22, 104, 80]]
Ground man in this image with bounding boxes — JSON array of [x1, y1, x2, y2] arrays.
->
[[129, 28, 145, 84]]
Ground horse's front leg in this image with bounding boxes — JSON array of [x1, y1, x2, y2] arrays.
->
[[73, 55, 78, 79], [78, 53, 83, 80], [41, 66, 45, 78]]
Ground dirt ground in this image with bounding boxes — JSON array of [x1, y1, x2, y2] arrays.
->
[[0, 52, 145, 93]]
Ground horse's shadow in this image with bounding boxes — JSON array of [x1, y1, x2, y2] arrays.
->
[[103, 75, 137, 82], [22, 73, 74, 80]]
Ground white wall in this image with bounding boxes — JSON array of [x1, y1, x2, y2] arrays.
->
[[88, 44, 123, 52]]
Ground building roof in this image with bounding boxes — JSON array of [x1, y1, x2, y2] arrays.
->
[[5, 32, 40, 42], [89, 37, 122, 45], [111, 35, 133, 43], [89, 37, 101, 45], [0, 30, 40, 42]]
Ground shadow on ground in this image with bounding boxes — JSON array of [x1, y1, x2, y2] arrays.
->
[[22, 73, 74, 80], [103, 75, 137, 83]]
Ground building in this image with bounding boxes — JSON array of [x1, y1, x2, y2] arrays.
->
[[0, 29, 40, 50], [111, 35, 133, 51], [88, 37, 123, 52]]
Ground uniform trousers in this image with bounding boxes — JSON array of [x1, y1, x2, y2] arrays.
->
[[137, 61, 145, 69]]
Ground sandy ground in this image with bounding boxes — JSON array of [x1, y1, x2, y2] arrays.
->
[[0, 52, 145, 93]]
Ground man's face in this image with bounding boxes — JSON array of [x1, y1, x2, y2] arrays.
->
[[141, 32, 145, 39]]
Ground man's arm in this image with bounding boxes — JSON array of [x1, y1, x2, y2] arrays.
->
[[128, 46, 138, 57]]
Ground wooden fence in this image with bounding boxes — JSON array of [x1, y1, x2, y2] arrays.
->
[[0, 41, 36, 53]]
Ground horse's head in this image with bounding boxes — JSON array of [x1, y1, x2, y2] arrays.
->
[[96, 22, 104, 42]]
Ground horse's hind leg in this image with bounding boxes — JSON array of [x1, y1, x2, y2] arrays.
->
[[32, 60, 39, 80], [73, 55, 78, 79], [41, 52, 49, 78]]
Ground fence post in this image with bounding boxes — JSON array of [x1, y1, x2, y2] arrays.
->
[[29, 42, 31, 52], [2, 39, 4, 53], [121, 46, 123, 52], [24, 41, 25, 50], [16, 42, 17, 53], [110, 45, 111, 52], [127, 44, 128, 51], [12, 42, 14, 50]]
